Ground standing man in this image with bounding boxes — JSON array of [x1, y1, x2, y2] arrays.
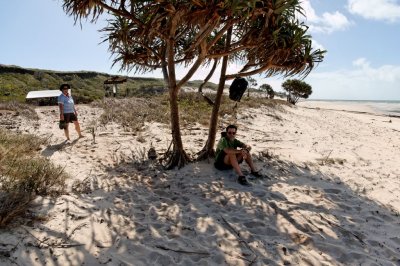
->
[[58, 84, 83, 141], [214, 124, 262, 186]]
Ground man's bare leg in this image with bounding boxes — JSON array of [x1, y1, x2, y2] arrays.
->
[[244, 153, 263, 178], [224, 153, 251, 186], [244, 154, 257, 172], [224, 153, 244, 176]]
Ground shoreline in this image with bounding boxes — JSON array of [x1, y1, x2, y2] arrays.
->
[[298, 99, 400, 117], [300, 104, 400, 119]]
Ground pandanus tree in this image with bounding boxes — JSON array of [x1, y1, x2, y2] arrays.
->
[[197, 1, 326, 160], [260, 84, 275, 99], [62, 0, 325, 168], [282, 79, 312, 104]]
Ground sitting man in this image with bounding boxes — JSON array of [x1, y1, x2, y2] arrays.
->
[[214, 124, 262, 186]]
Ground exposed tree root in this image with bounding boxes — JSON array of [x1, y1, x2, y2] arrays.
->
[[196, 146, 215, 162], [164, 146, 191, 170]]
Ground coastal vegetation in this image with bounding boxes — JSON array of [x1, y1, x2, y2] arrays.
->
[[0, 64, 218, 103]]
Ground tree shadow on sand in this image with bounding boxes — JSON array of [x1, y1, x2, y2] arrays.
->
[[1, 155, 399, 265]]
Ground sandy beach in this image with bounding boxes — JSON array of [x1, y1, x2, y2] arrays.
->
[[1, 99, 399, 265]]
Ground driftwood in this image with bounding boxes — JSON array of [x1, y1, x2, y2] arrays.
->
[[220, 216, 258, 265]]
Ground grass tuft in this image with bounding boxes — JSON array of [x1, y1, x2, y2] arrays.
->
[[93, 91, 287, 131], [0, 129, 68, 228], [0, 101, 39, 120]]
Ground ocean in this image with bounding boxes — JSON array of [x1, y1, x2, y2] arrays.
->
[[307, 100, 400, 117]]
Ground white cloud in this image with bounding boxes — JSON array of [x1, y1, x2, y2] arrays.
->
[[300, 0, 352, 34], [306, 59, 400, 99], [349, 58, 400, 82], [348, 0, 400, 23], [319, 11, 352, 33], [352, 58, 370, 69], [301, 0, 318, 22], [311, 39, 325, 51]]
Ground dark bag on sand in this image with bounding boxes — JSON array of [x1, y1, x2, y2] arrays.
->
[[59, 120, 66, 130], [229, 77, 248, 102]]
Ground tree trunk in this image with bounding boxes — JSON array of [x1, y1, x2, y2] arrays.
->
[[162, 39, 190, 169], [197, 28, 232, 161], [165, 86, 190, 169], [198, 59, 218, 106], [198, 59, 218, 93]]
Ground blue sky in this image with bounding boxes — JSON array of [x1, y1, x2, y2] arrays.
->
[[1, 0, 399, 100]]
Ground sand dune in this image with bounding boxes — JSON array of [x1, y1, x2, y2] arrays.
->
[[0, 100, 399, 265]]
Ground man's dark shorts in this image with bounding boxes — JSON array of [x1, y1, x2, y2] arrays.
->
[[64, 113, 77, 123], [214, 151, 243, 170]]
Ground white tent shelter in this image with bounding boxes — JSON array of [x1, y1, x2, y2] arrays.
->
[[26, 90, 62, 99], [26, 90, 71, 105]]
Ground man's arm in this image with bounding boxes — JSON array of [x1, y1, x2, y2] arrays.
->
[[237, 140, 251, 156], [223, 147, 242, 155], [236, 139, 251, 152], [222, 139, 245, 155], [242, 144, 251, 152], [223, 144, 248, 159]]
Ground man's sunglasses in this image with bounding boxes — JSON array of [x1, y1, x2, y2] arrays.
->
[[227, 131, 236, 135]]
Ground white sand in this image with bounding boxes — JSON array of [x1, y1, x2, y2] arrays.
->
[[1, 99, 399, 265]]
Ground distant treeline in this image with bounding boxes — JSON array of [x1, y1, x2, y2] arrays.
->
[[0, 64, 218, 103]]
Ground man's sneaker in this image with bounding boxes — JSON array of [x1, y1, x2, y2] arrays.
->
[[238, 176, 251, 186], [251, 171, 263, 178]]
